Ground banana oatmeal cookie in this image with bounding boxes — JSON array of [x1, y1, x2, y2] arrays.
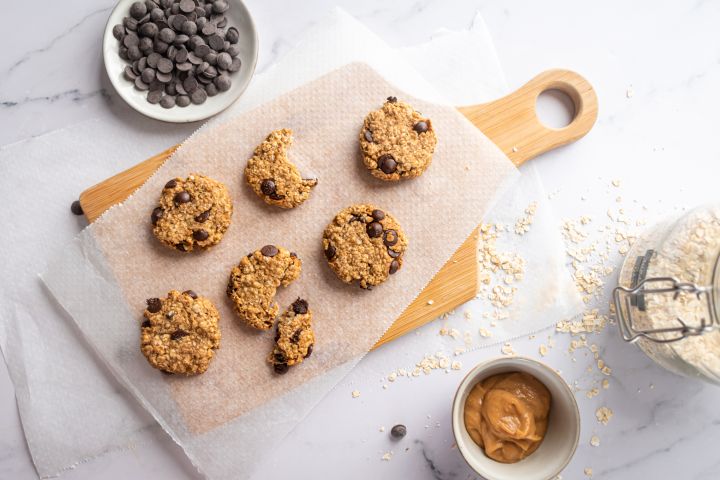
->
[[359, 96, 437, 181], [151, 173, 233, 252], [323, 204, 408, 289], [245, 129, 318, 208], [141, 289, 221, 375], [268, 298, 315, 374], [226, 245, 302, 329]]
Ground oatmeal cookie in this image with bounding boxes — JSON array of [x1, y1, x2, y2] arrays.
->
[[151, 174, 233, 252], [226, 245, 302, 329], [268, 298, 315, 374], [359, 97, 437, 181], [323, 204, 408, 289], [245, 129, 318, 208], [141, 290, 221, 375]]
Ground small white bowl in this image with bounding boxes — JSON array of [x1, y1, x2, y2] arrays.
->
[[452, 357, 580, 480], [103, 0, 259, 123]]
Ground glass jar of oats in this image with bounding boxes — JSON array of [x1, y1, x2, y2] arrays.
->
[[614, 204, 720, 385]]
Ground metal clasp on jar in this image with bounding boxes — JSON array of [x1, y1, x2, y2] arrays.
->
[[613, 277, 718, 343]]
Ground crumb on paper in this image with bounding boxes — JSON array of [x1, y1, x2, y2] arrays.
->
[[451, 361, 462, 370], [595, 406, 613, 425], [351, 390, 360, 398], [584, 467, 593, 477], [479, 328, 492, 338], [590, 435, 600, 447], [379, 426, 385, 432], [612, 179, 621, 187], [602, 379, 610, 389], [626, 85, 634, 98], [539, 344, 548, 356], [387, 372, 397, 382], [501, 342, 515, 356], [514, 201, 538, 235], [381, 451, 393, 461], [427, 300, 434, 306]]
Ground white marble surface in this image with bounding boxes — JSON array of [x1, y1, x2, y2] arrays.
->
[[2, 1, 720, 479]]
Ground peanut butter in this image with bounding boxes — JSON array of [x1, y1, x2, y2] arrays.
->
[[463, 372, 551, 463]]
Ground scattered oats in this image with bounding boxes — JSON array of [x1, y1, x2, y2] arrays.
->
[[463, 310, 472, 320], [616, 196, 622, 203], [595, 406, 613, 425], [539, 344, 548, 356], [586, 388, 599, 399], [626, 85, 634, 98], [453, 346, 466, 356], [382, 384, 388, 389], [501, 342, 515, 356], [479, 328, 492, 338], [381, 451, 393, 461], [451, 360, 462, 370], [590, 435, 601, 447], [602, 379, 610, 389], [379, 426, 385, 432], [514, 202, 538, 235], [351, 390, 360, 398], [584, 467, 594, 477], [387, 372, 397, 382], [611, 179, 621, 187], [449, 328, 460, 339]]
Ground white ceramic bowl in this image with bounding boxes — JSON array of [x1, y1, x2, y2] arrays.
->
[[103, 0, 259, 123], [452, 357, 580, 480]]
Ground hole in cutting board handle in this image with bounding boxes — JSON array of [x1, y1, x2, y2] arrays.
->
[[536, 89, 576, 129]]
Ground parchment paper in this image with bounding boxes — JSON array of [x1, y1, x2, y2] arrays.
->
[[43, 62, 518, 477]]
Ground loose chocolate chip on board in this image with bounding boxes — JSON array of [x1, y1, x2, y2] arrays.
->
[[193, 229, 209, 241], [292, 298, 309, 315], [260, 179, 276, 196], [170, 329, 188, 340], [378, 154, 397, 174], [183, 289, 198, 299], [261, 245, 279, 257], [70, 200, 84, 216], [325, 244, 336, 260], [413, 121, 429, 133], [146, 297, 162, 313], [390, 424, 407, 439], [366, 222, 383, 238], [364, 130, 374, 142], [174, 191, 191, 204], [151, 207, 164, 225], [389, 260, 400, 275], [194, 210, 211, 223], [371, 209, 385, 221]]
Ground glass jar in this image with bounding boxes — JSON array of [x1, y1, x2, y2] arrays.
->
[[614, 204, 720, 385]]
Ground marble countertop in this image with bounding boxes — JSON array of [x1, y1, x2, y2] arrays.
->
[[2, 1, 720, 479]]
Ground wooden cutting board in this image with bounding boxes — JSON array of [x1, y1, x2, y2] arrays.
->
[[80, 68, 597, 349]]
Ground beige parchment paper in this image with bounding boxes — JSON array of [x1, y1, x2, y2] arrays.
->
[[43, 63, 518, 478]]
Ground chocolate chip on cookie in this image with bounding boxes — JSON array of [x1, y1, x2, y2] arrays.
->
[[268, 299, 315, 374], [226, 246, 302, 330], [359, 98, 437, 181], [140, 290, 221, 375], [323, 204, 408, 289], [245, 129, 318, 209], [151, 174, 233, 252]]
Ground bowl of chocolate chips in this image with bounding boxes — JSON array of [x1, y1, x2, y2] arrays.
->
[[104, 0, 258, 122]]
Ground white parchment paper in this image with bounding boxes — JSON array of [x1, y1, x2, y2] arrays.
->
[[1, 8, 581, 478]]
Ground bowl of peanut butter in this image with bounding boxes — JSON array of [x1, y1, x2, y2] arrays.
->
[[452, 357, 580, 480]]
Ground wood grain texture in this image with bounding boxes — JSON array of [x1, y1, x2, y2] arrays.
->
[[79, 69, 597, 349]]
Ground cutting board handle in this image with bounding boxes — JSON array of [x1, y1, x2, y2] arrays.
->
[[457, 69, 598, 166]]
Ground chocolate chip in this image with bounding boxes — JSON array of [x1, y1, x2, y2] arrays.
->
[[261, 245, 278, 257], [290, 252, 297, 258], [151, 207, 164, 225], [371, 209, 385, 221], [170, 329, 188, 340], [161, 370, 174, 376], [364, 130, 373, 142], [387, 96, 397, 103], [274, 363, 289, 374], [349, 214, 365, 223], [146, 298, 162, 313], [194, 210, 210, 222], [274, 352, 286, 363], [141, 320, 151, 328], [413, 121, 429, 133], [383, 229, 399, 247], [165, 179, 177, 189], [389, 260, 400, 275], [304, 344, 313, 358], [274, 329, 280, 342], [387, 248, 400, 258], [183, 290, 198, 299], [292, 298, 309, 315], [378, 154, 397, 174], [193, 229, 209, 241], [361, 284, 373, 291], [71, 200, 84, 216], [174, 191, 191, 204], [390, 424, 407, 439], [325, 244, 336, 260], [260, 179, 276, 195], [176, 243, 187, 251], [366, 222, 383, 238], [291, 329, 301, 343], [268, 192, 285, 201]]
